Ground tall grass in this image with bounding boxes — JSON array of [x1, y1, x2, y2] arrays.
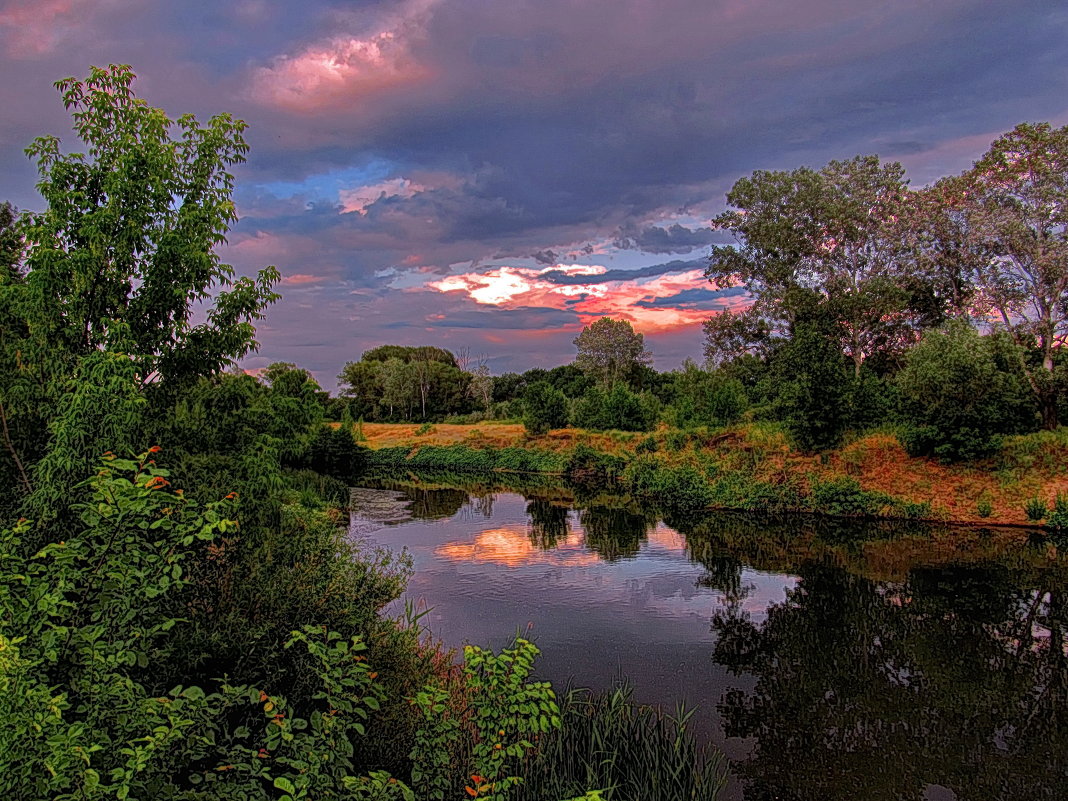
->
[[516, 685, 728, 801]]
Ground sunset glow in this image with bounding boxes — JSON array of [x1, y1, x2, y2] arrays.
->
[[427, 265, 747, 334]]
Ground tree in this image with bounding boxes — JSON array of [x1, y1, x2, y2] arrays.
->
[[522, 381, 569, 435], [668, 362, 747, 429], [0, 65, 278, 509], [771, 300, 852, 452], [896, 321, 1036, 461], [948, 122, 1068, 429], [705, 156, 948, 376], [573, 317, 652, 387]]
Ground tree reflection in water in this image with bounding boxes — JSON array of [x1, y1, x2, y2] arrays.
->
[[709, 558, 1068, 800]]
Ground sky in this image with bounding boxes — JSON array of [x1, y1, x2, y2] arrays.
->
[[1, 0, 1067, 389]]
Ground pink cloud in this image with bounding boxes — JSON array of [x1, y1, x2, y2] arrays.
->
[[428, 263, 747, 334], [249, 0, 437, 112], [0, 0, 117, 57], [280, 273, 325, 286]]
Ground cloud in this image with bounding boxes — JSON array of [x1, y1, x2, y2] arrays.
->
[[250, 0, 437, 112], [340, 177, 426, 214], [0, 0, 113, 57], [426, 261, 736, 334], [613, 223, 722, 254]]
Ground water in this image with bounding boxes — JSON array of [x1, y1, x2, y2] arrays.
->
[[349, 477, 1068, 801]]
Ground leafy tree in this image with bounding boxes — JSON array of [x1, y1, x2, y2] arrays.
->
[[668, 362, 748, 429], [770, 300, 852, 452], [946, 122, 1068, 428], [0, 65, 278, 512], [15, 64, 278, 386], [572, 383, 658, 432], [573, 317, 652, 387], [896, 320, 1036, 461], [338, 346, 471, 421], [522, 381, 570, 435], [705, 156, 946, 375]]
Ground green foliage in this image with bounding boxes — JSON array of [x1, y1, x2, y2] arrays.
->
[[515, 685, 727, 801], [13, 64, 278, 387], [1025, 497, 1049, 522], [668, 362, 748, 429], [976, 494, 993, 519], [338, 348, 473, 422], [0, 453, 234, 798], [565, 444, 627, 487], [771, 302, 852, 452], [572, 317, 652, 387], [1047, 494, 1068, 530], [522, 381, 570, 435], [635, 435, 658, 454], [462, 639, 561, 801], [621, 457, 713, 512], [808, 476, 892, 517], [572, 383, 658, 432], [896, 321, 1036, 461], [307, 424, 365, 479]]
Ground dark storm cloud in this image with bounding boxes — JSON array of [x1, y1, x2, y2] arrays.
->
[[613, 224, 724, 254], [635, 286, 747, 310]]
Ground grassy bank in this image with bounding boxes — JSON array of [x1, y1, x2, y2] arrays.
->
[[350, 421, 1068, 526]]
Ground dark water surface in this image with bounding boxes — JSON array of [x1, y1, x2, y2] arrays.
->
[[350, 476, 1068, 801]]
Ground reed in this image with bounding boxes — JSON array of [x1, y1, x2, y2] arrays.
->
[[515, 685, 728, 801]]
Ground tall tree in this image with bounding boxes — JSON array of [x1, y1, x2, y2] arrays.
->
[[948, 122, 1068, 429], [0, 65, 279, 506], [573, 317, 652, 387], [705, 156, 947, 375]]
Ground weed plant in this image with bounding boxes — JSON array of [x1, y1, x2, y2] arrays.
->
[[515, 685, 728, 801]]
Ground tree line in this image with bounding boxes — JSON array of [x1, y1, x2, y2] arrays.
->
[[333, 123, 1068, 462]]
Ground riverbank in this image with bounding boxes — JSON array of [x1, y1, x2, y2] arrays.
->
[[348, 421, 1068, 527]]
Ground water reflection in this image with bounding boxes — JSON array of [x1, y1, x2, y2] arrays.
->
[[352, 476, 1068, 800]]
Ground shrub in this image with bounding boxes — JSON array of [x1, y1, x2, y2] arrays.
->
[[573, 384, 657, 432], [1047, 494, 1068, 530], [668, 362, 748, 430], [565, 444, 627, 486], [523, 382, 570, 435], [635, 435, 659, 454], [809, 476, 890, 517], [1024, 497, 1048, 522], [976, 494, 993, 518], [896, 321, 1037, 462], [307, 423, 365, 478]]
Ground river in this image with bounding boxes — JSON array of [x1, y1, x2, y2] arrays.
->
[[349, 474, 1068, 801]]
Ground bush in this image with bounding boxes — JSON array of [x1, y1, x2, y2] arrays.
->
[[809, 476, 891, 517], [572, 384, 658, 432], [1024, 497, 1048, 522], [307, 423, 365, 478], [523, 382, 570, 435], [668, 362, 748, 429], [1048, 494, 1068, 530], [896, 321, 1037, 461], [565, 444, 627, 486]]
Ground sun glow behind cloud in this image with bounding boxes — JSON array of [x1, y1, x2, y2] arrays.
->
[[427, 263, 747, 333]]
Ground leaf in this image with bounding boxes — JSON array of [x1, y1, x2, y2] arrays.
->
[[273, 776, 297, 794]]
